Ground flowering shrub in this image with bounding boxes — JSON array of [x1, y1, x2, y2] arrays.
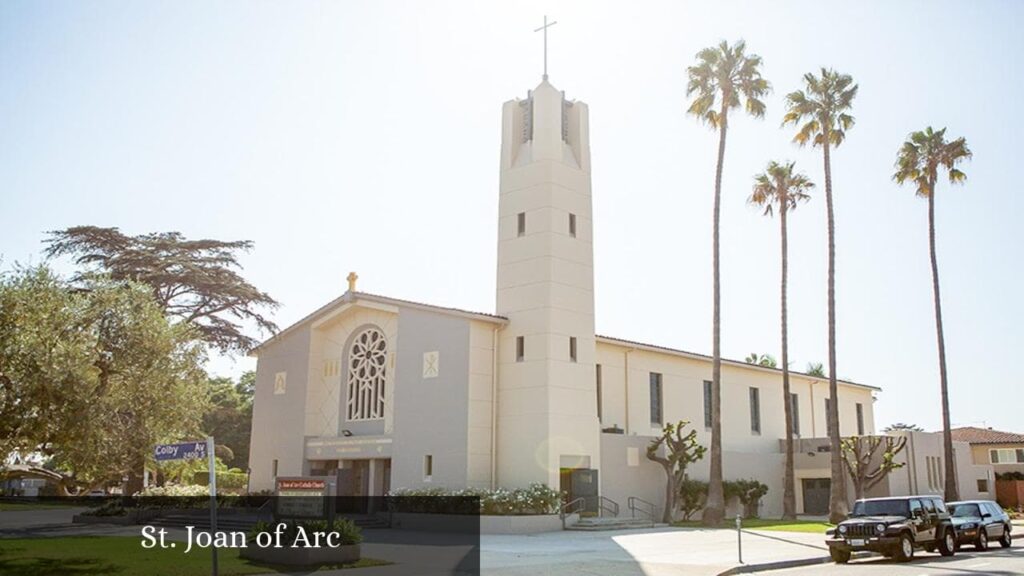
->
[[138, 484, 210, 497], [388, 483, 561, 515]]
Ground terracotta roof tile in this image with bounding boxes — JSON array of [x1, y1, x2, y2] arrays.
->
[[950, 426, 1024, 445]]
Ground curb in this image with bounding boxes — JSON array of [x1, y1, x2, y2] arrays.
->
[[717, 552, 872, 575]]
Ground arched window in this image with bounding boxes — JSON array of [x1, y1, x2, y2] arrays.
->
[[346, 327, 387, 421]]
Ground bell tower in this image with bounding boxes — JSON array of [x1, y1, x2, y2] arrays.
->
[[495, 78, 600, 490]]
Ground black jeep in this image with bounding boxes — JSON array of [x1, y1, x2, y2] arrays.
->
[[826, 495, 957, 563]]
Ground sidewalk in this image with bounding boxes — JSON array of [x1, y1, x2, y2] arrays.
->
[[480, 526, 836, 576]]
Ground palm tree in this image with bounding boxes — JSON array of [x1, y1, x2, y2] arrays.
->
[[686, 39, 770, 526], [749, 161, 814, 520], [806, 362, 826, 377], [783, 68, 857, 523], [893, 126, 971, 502]]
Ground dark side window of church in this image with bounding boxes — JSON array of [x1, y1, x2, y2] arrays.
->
[[856, 403, 865, 435], [569, 337, 577, 362], [517, 212, 526, 237], [569, 213, 577, 237], [791, 393, 801, 436], [596, 364, 602, 421], [516, 336, 524, 362], [749, 387, 761, 434], [703, 380, 713, 429], [649, 372, 663, 426]]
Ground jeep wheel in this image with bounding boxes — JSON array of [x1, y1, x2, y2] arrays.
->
[[975, 529, 988, 551], [895, 534, 915, 562], [999, 529, 1012, 548], [938, 528, 956, 557], [830, 548, 851, 564]]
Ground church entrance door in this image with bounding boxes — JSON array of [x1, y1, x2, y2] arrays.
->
[[560, 467, 599, 515], [336, 460, 370, 514]]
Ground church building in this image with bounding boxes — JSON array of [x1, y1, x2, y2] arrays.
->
[[247, 74, 883, 518]]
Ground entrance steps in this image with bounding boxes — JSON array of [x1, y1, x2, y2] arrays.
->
[[566, 517, 657, 531]]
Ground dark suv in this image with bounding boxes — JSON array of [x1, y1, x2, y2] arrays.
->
[[827, 495, 957, 563]]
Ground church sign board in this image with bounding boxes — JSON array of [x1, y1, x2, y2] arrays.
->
[[275, 477, 330, 519]]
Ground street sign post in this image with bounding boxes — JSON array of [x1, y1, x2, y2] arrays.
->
[[153, 438, 218, 576], [207, 437, 217, 576]]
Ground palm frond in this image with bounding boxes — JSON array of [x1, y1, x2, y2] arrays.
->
[[893, 127, 971, 197]]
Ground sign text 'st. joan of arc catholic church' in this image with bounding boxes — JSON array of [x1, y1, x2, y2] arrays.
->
[[247, 66, 880, 518]]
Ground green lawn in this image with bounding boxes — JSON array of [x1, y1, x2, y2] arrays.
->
[[0, 536, 389, 576], [672, 518, 833, 533]]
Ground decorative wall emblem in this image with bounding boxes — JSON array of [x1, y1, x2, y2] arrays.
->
[[346, 327, 387, 421], [422, 351, 439, 379], [274, 372, 287, 395]]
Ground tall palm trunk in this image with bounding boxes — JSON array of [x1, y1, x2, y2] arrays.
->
[[703, 104, 728, 526], [823, 138, 849, 524], [780, 199, 796, 520], [928, 182, 959, 502]]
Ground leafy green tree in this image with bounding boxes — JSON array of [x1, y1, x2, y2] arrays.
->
[[0, 266, 96, 460], [647, 421, 707, 523], [783, 68, 858, 523], [749, 160, 814, 520], [202, 371, 254, 469], [893, 126, 971, 502], [44, 227, 279, 354], [686, 39, 770, 527], [0, 266, 208, 494]]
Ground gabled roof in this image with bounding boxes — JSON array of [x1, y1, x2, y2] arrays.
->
[[950, 426, 1024, 445], [596, 335, 881, 392], [249, 291, 507, 355], [249, 293, 875, 392]]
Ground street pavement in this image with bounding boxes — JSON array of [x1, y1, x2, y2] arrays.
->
[[755, 539, 1024, 575], [480, 526, 835, 576], [5, 507, 1021, 575]]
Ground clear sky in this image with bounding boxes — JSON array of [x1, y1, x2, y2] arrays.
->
[[1, 0, 1021, 433]]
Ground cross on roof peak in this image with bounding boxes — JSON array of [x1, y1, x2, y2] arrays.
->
[[533, 15, 557, 81]]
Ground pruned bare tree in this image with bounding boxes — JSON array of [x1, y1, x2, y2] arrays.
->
[[841, 435, 908, 501], [647, 420, 707, 523]]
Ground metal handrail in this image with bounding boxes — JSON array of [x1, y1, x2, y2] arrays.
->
[[628, 496, 657, 521], [559, 497, 586, 529], [598, 496, 619, 518]]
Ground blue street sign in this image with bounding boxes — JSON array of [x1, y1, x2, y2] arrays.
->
[[153, 441, 207, 461]]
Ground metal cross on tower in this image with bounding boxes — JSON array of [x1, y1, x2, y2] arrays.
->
[[534, 15, 557, 81]]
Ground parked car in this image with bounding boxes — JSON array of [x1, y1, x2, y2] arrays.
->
[[948, 500, 1013, 550], [826, 495, 957, 563]]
